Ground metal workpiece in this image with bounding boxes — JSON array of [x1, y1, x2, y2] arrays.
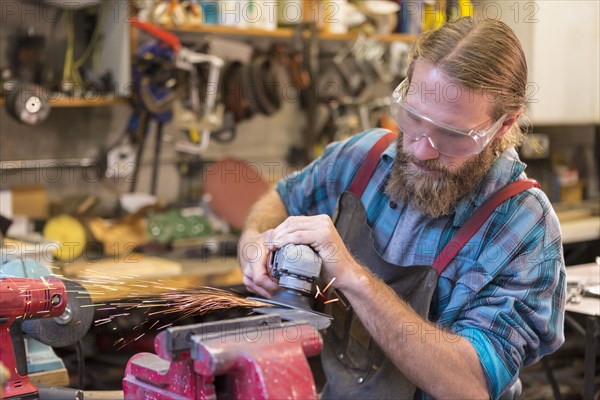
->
[[155, 314, 281, 359], [253, 305, 333, 330]]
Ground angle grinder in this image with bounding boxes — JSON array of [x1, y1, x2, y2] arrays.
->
[[0, 275, 93, 399], [251, 244, 332, 328]]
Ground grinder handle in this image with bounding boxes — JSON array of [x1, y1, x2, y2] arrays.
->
[[37, 385, 84, 400], [9, 320, 29, 378]]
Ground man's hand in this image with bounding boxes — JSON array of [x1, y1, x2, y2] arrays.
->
[[266, 215, 364, 290], [238, 229, 279, 298], [238, 189, 290, 298]]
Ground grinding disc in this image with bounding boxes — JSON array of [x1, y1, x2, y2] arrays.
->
[[23, 279, 94, 348], [43, 215, 87, 261]]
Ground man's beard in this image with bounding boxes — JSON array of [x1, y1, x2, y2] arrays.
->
[[385, 136, 502, 218]]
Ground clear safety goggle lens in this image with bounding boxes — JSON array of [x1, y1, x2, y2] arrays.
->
[[390, 79, 507, 157]]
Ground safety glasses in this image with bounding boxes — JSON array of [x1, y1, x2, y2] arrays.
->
[[390, 78, 507, 157]]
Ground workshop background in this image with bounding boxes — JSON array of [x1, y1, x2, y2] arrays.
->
[[0, 0, 598, 399]]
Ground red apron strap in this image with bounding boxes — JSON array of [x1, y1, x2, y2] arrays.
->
[[432, 178, 540, 275], [348, 132, 398, 197]]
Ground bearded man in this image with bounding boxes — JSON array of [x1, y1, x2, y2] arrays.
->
[[239, 17, 565, 400]]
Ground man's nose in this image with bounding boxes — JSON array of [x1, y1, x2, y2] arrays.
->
[[412, 135, 440, 160]]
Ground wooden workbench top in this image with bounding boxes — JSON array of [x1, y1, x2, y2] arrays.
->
[[566, 263, 600, 317]]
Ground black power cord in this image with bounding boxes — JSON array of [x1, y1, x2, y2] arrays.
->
[[75, 340, 85, 390]]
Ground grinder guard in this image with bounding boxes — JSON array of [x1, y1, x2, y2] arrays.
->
[[262, 244, 323, 311], [250, 244, 333, 329]]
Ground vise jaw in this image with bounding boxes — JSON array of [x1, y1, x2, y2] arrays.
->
[[123, 314, 323, 399]]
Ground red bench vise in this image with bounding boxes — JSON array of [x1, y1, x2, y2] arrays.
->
[[123, 314, 323, 399]]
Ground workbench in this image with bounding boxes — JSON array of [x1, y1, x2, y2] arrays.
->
[[544, 263, 600, 400], [564, 263, 600, 400], [557, 209, 599, 266], [560, 216, 600, 245]]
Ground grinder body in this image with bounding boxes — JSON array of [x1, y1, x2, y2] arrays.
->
[[268, 244, 323, 310], [0, 277, 66, 399]]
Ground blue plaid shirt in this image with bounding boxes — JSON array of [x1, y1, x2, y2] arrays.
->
[[276, 129, 566, 399]]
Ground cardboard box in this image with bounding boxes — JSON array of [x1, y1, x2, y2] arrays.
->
[[11, 186, 49, 219], [559, 182, 584, 204]]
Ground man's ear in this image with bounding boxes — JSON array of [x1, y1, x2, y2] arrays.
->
[[495, 109, 523, 138]]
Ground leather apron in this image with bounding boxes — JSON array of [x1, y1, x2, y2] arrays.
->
[[319, 132, 539, 399], [321, 189, 438, 400]]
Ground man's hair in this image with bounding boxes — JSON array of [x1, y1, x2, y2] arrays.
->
[[407, 17, 528, 150]]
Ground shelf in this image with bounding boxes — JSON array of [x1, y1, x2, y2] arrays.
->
[[165, 23, 295, 38], [161, 23, 417, 43], [0, 95, 128, 108], [48, 96, 128, 107], [319, 31, 417, 43]]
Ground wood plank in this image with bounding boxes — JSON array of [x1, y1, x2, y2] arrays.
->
[[83, 391, 124, 400], [29, 368, 69, 387]]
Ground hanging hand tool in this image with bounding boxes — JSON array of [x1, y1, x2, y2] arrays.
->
[[128, 28, 178, 194], [130, 18, 225, 156]]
